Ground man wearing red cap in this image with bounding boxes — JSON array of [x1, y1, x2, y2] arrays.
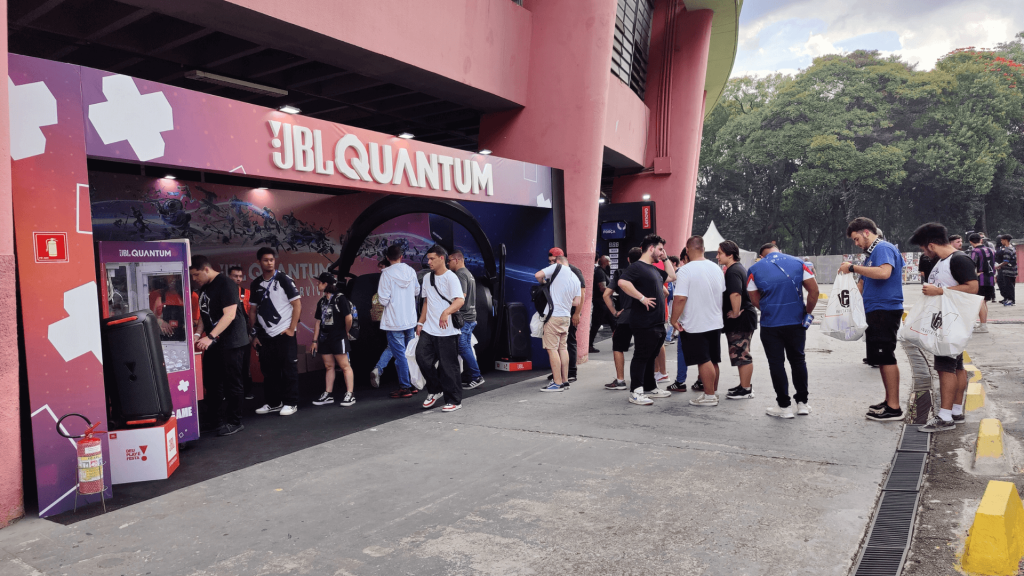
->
[[545, 248, 585, 383]]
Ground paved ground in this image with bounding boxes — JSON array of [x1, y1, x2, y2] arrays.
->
[[903, 290, 1024, 576], [1, 285, 925, 576]]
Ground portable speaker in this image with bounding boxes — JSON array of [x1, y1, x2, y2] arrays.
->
[[101, 309, 174, 429], [497, 302, 530, 361]]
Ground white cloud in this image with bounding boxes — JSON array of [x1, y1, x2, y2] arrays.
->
[[732, 0, 1024, 77]]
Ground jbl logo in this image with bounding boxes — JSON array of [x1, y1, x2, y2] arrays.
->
[[838, 290, 850, 307], [930, 312, 942, 331]]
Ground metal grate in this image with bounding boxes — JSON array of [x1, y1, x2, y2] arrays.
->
[[865, 491, 920, 549], [611, 0, 654, 99], [854, 546, 910, 576], [882, 452, 926, 492], [897, 424, 930, 453]]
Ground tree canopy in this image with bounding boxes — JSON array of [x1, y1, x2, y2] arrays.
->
[[695, 33, 1024, 254]]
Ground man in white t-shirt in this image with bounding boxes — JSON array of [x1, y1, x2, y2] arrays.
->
[[415, 245, 466, 413], [669, 235, 727, 406], [534, 255, 582, 391]]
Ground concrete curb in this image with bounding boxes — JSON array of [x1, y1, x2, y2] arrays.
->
[[961, 480, 1024, 575], [966, 382, 986, 412], [975, 419, 1005, 463]]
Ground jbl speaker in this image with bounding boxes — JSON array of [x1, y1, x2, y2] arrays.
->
[[101, 309, 174, 429], [496, 302, 530, 361]]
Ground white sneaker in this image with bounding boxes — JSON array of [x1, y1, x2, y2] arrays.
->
[[796, 403, 810, 416], [369, 367, 380, 388], [280, 405, 298, 416], [689, 394, 719, 407], [422, 393, 443, 409], [628, 391, 654, 406], [646, 388, 672, 398], [974, 323, 989, 334], [654, 372, 670, 382], [255, 403, 283, 414], [766, 405, 795, 419]]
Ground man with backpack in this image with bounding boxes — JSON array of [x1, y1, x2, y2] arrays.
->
[[416, 245, 466, 412], [249, 247, 301, 417], [996, 234, 1017, 306], [535, 255, 582, 391], [969, 233, 997, 333], [543, 248, 584, 384]]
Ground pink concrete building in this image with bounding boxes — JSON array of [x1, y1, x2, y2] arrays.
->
[[0, 0, 740, 524]]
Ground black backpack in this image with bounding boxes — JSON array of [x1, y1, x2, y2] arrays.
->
[[530, 264, 562, 322]]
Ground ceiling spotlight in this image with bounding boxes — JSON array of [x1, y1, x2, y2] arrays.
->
[[185, 70, 288, 97], [278, 105, 301, 114], [164, 175, 176, 180], [599, 198, 606, 204], [398, 132, 415, 139], [255, 187, 268, 190], [478, 149, 492, 155], [642, 194, 651, 201]]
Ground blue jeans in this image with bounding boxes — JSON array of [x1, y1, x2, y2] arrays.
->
[[458, 321, 482, 380], [675, 336, 688, 383], [377, 328, 416, 389]]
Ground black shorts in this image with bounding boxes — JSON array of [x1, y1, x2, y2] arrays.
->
[[319, 336, 348, 355], [864, 309, 902, 366], [934, 353, 965, 374], [680, 329, 722, 366], [612, 322, 634, 352], [978, 285, 996, 301]]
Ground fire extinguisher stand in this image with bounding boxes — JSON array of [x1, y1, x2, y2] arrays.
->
[[57, 413, 108, 513]]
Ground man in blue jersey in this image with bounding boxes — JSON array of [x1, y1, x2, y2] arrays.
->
[[747, 244, 819, 418], [839, 217, 906, 422]]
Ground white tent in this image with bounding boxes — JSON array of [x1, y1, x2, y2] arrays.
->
[[701, 221, 756, 268]]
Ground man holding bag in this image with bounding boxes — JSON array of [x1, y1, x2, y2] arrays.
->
[[839, 217, 906, 422], [910, 223, 979, 432]]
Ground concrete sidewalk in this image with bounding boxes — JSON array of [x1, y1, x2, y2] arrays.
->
[[1, 295, 912, 576]]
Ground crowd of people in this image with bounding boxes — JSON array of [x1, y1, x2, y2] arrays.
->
[[187, 217, 1018, 437]]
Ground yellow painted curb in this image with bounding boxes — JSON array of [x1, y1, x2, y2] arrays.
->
[[976, 419, 1005, 461], [964, 351, 973, 364], [962, 480, 1024, 575], [818, 293, 828, 300], [965, 364, 983, 383], [965, 382, 986, 412]]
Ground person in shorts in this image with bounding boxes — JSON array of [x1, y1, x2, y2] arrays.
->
[[311, 273, 355, 407], [968, 233, 996, 333], [911, 223, 979, 432], [535, 255, 582, 391], [669, 235, 726, 407], [717, 240, 758, 400], [839, 217, 905, 422], [603, 247, 642, 390]]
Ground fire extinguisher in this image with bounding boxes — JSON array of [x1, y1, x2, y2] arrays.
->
[[57, 413, 108, 513]]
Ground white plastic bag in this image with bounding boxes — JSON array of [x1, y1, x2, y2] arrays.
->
[[820, 273, 868, 341], [405, 336, 426, 390], [898, 289, 983, 357], [530, 312, 544, 338]]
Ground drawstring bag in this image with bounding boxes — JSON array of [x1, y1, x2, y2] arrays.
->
[[405, 336, 426, 390], [820, 273, 868, 341], [898, 289, 983, 357], [370, 294, 385, 322]]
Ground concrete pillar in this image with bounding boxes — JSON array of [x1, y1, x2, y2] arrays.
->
[[478, 0, 618, 363], [0, 0, 24, 528], [612, 6, 714, 258]]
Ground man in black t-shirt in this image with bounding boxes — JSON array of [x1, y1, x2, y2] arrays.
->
[[910, 223, 980, 433], [589, 255, 611, 354], [995, 234, 1017, 306], [717, 241, 758, 400], [190, 255, 250, 436], [615, 235, 673, 405], [604, 247, 642, 390]]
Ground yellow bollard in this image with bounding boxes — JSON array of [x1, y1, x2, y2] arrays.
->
[[965, 382, 986, 412], [976, 419, 1005, 461], [962, 480, 1024, 575]]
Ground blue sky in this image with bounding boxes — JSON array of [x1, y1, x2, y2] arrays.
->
[[732, 0, 1024, 77]]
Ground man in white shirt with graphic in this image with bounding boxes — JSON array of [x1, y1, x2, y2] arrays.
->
[[249, 247, 302, 416], [669, 235, 727, 407], [535, 255, 582, 392], [416, 245, 466, 413]]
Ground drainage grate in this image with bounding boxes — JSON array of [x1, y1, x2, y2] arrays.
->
[[897, 424, 930, 453], [883, 452, 926, 492], [854, 546, 909, 576], [865, 491, 920, 548]]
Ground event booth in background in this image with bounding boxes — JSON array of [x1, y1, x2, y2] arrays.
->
[[11, 54, 563, 517]]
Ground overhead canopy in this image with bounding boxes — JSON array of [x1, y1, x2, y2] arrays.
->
[[702, 221, 726, 249]]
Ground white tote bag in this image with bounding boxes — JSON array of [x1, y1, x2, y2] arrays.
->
[[820, 273, 868, 341], [530, 312, 545, 338], [898, 289, 983, 357], [405, 336, 426, 390]]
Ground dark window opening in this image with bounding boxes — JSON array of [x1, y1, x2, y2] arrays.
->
[[611, 0, 654, 100]]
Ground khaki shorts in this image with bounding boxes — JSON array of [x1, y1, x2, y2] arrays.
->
[[542, 316, 571, 350]]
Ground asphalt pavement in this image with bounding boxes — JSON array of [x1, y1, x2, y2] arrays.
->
[[1, 284, 925, 576]]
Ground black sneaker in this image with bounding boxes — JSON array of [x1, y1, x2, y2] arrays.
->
[[666, 381, 687, 392], [726, 387, 754, 400], [868, 401, 887, 414], [463, 378, 485, 390], [919, 417, 955, 432], [312, 391, 334, 406], [589, 346, 600, 354], [567, 376, 577, 383], [863, 358, 879, 368], [865, 406, 903, 421], [218, 423, 244, 436], [339, 393, 356, 407], [691, 380, 704, 392], [952, 412, 965, 424], [605, 379, 627, 390]]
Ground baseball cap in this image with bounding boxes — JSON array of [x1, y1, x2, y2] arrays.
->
[[316, 272, 336, 284], [548, 247, 564, 257]]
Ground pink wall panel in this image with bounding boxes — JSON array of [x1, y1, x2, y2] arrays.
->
[[603, 75, 650, 167]]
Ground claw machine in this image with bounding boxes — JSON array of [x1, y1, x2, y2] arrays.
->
[[97, 241, 200, 443]]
